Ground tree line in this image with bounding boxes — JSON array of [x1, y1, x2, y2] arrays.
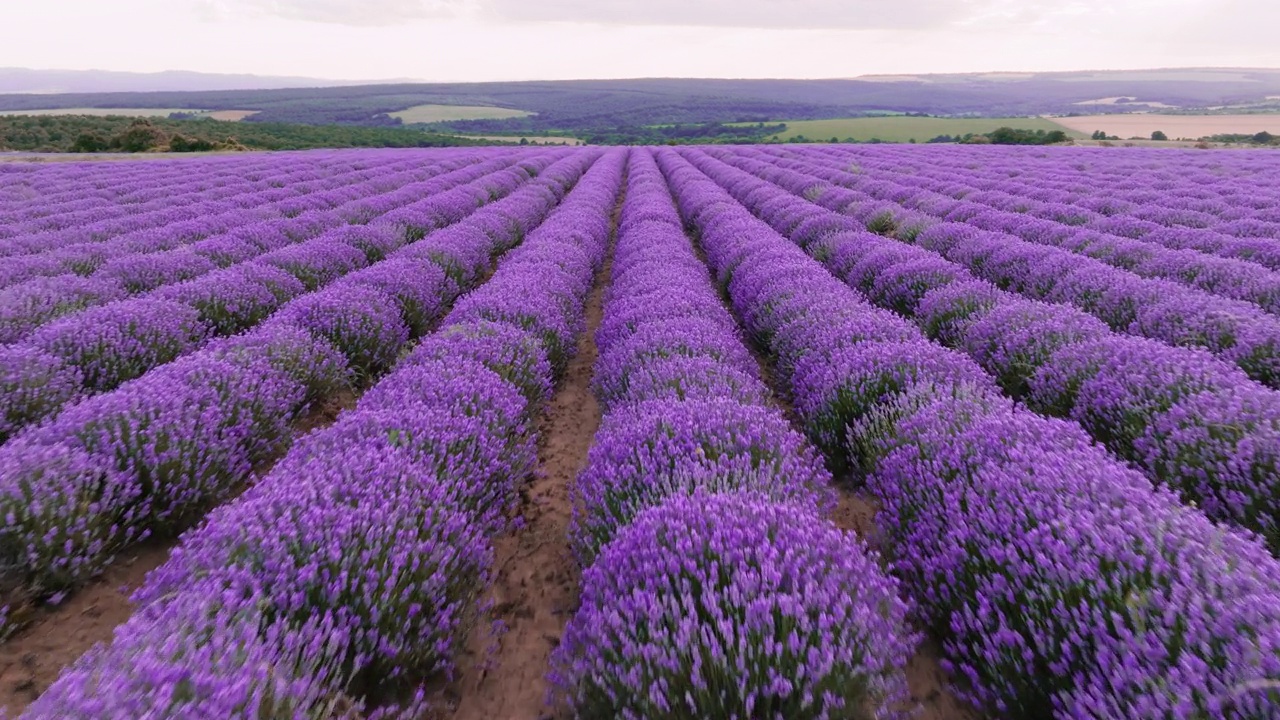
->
[[0, 115, 486, 153]]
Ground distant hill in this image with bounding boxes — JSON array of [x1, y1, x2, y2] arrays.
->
[[0, 68, 398, 94], [2, 68, 1278, 135]]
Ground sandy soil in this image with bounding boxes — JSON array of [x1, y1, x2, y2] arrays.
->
[[446, 250, 610, 720], [830, 487, 980, 720], [0, 543, 171, 713], [0, 389, 358, 715], [699, 220, 981, 719], [1054, 113, 1280, 139]]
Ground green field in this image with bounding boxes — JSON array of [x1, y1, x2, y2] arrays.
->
[[390, 104, 534, 123], [751, 116, 1083, 142]]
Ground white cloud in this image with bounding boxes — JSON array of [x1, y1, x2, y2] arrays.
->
[[485, 0, 974, 30], [197, 0, 471, 26], [196, 0, 1085, 30], [0, 0, 1275, 83]]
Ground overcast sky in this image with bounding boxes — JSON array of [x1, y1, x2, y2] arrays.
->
[[4, 0, 1277, 82]]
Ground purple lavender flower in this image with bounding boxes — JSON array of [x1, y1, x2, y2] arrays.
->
[[570, 399, 834, 565], [95, 249, 217, 294], [552, 491, 913, 720], [599, 354, 770, 411], [26, 298, 210, 391], [449, 275, 582, 373], [323, 223, 407, 263], [268, 403, 534, 533], [859, 388, 1280, 718], [267, 285, 409, 384], [202, 324, 350, 404], [359, 356, 530, 439], [405, 319, 553, 408], [31, 352, 301, 532], [152, 263, 305, 336], [791, 339, 994, 462], [0, 275, 128, 344], [333, 257, 457, 337], [131, 440, 494, 688], [0, 345, 83, 441], [25, 595, 353, 719], [958, 299, 1109, 397], [257, 237, 368, 291], [592, 317, 759, 405], [0, 440, 140, 625]]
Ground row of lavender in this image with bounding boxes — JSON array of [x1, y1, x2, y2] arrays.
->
[[548, 149, 912, 717], [20, 149, 625, 718], [829, 145, 1280, 238], [759, 147, 1280, 388], [0, 153, 447, 272], [0, 152, 561, 441], [0, 154, 514, 340], [0, 155, 457, 286], [656, 148, 1280, 718], [695, 147, 1280, 554], [0, 156, 303, 240], [0, 151, 461, 248], [803, 146, 1280, 311], [0, 149, 591, 642], [0, 152, 544, 342]]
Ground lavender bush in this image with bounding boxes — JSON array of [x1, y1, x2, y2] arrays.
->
[[553, 491, 913, 720]]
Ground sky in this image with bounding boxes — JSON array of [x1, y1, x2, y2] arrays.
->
[[3, 0, 1278, 82]]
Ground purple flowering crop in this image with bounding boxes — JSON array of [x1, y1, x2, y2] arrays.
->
[[0, 345, 83, 442], [0, 275, 127, 344], [553, 491, 914, 720], [267, 284, 410, 383], [26, 298, 210, 391], [554, 149, 912, 719], [16, 145, 1280, 718], [23, 148, 627, 715], [152, 262, 306, 335], [0, 440, 140, 625], [405, 319, 553, 408], [689, 145, 1280, 550], [658, 146, 1280, 717], [570, 397, 834, 563]]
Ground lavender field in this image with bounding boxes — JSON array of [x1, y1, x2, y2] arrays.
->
[[1, 145, 1279, 719]]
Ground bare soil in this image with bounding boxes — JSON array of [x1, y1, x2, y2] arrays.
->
[[1054, 113, 1280, 140], [697, 201, 982, 720], [830, 487, 980, 720], [907, 638, 980, 720], [0, 389, 359, 715], [446, 257, 609, 720], [0, 543, 170, 713], [295, 387, 358, 434]]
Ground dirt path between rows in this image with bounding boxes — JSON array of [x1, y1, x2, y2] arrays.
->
[[0, 543, 170, 713], [447, 202, 616, 720], [680, 171, 982, 720], [829, 486, 980, 720], [0, 389, 358, 715]]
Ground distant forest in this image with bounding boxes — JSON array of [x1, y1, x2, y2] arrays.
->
[[3, 71, 1279, 138], [0, 115, 1089, 152], [0, 115, 484, 153]]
